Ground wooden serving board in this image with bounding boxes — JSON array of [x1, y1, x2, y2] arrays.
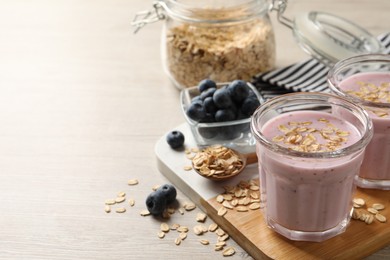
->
[[155, 123, 390, 259]]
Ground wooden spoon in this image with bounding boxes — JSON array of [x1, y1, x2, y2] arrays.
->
[[191, 146, 258, 181]]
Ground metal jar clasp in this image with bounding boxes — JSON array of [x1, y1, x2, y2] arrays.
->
[[131, 1, 166, 33]]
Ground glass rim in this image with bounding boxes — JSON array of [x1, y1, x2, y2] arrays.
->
[[250, 92, 373, 159], [327, 53, 390, 109], [159, 0, 269, 24]]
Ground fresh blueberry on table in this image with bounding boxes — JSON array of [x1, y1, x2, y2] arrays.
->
[[145, 190, 167, 216], [166, 130, 185, 149], [198, 79, 217, 93], [160, 184, 177, 204], [145, 184, 177, 216]]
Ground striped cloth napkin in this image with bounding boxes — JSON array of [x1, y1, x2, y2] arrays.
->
[[252, 32, 390, 101]]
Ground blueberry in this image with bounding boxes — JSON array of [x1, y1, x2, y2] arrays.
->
[[213, 87, 233, 109], [166, 131, 185, 149], [145, 190, 167, 216], [198, 127, 218, 139], [199, 113, 215, 123], [186, 102, 206, 122], [203, 97, 218, 114], [198, 79, 217, 93], [215, 109, 236, 122], [227, 80, 249, 104], [160, 184, 177, 204], [191, 95, 202, 104], [200, 87, 216, 100], [241, 97, 260, 116], [218, 125, 241, 139]]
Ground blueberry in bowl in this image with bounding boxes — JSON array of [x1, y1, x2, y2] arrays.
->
[[180, 79, 263, 148]]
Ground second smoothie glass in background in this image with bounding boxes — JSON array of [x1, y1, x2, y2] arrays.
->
[[250, 93, 373, 242], [328, 54, 390, 190]]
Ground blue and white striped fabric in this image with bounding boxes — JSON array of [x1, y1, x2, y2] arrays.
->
[[252, 32, 390, 101]]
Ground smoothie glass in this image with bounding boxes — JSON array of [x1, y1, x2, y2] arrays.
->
[[328, 54, 390, 190], [250, 93, 373, 242]]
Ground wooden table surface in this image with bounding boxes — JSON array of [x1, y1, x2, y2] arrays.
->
[[0, 0, 389, 259]]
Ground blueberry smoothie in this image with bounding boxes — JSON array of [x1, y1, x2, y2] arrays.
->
[[251, 93, 372, 242], [257, 111, 363, 240], [338, 72, 390, 188]]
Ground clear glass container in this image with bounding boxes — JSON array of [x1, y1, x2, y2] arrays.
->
[[328, 54, 390, 190], [181, 82, 263, 153], [160, 0, 276, 89], [250, 92, 373, 242]]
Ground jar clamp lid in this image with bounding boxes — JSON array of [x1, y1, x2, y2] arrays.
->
[[270, 0, 385, 66]]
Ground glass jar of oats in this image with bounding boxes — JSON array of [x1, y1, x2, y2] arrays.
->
[[134, 0, 276, 89]]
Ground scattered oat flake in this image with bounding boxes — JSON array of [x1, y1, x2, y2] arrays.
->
[[128, 179, 139, 185], [236, 206, 248, 212], [222, 201, 234, 209], [116, 208, 126, 213], [208, 223, 218, 232], [216, 194, 224, 203], [193, 225, 204, 235], [128, 198, 135, 207], [196, 212, 207, 222], [183, 165, 193, 171], [158, 231, 165, 239], [175, 237, 182, 245], [217, 207, 227, 217], [105, 199, 116, 205], [200, 239, 210, 245], [179, 232, 187, 240], [372, 203, 385, 210], [161, 223, 170, 232], [117, 191, 126, 197], [216, 228, 225, 236], [365, 214, 374, 224], [218, 234, 229, 242], [152, 184, 160, 191], [249, 203, 261, 210], [178, 208, 185, 215], [115, 197, 126, 203], [375, 213, 387, 223], [104, 205, 111, 213], [140, 209, 151, 216], [177, 226, 189, 233], [367, 207, 378, 214], [222, 247, 236, 256], [171, 223, 180, 230], [183, 202, 196, 211], [353, 198, 365, 207]]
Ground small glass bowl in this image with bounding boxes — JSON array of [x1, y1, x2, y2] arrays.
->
[[180, 82, 264, 151]]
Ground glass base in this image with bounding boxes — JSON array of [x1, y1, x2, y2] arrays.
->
[[266, 215, 351, 242], [355, 176, 390, 190]]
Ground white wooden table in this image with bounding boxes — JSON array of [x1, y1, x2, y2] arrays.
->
[[0, 0, 388, 259]]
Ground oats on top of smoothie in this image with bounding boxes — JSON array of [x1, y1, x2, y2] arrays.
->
[[272, 117, 351, 153], [344, 81, 390, 118], [346, 81, 390, 103]]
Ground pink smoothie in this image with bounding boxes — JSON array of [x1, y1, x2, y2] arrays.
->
[[339, 72, 390, 184], [257, 111, 363, 234]]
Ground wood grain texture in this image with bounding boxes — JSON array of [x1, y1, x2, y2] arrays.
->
[[0, 0, 389, 259], [203, 185, 390, 260]]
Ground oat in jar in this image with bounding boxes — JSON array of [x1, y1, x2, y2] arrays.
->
[[158, 0, 276, 88]]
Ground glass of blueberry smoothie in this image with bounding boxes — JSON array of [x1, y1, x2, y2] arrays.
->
[[328, 54, 390, 190], [250, 92, 373, 242]]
